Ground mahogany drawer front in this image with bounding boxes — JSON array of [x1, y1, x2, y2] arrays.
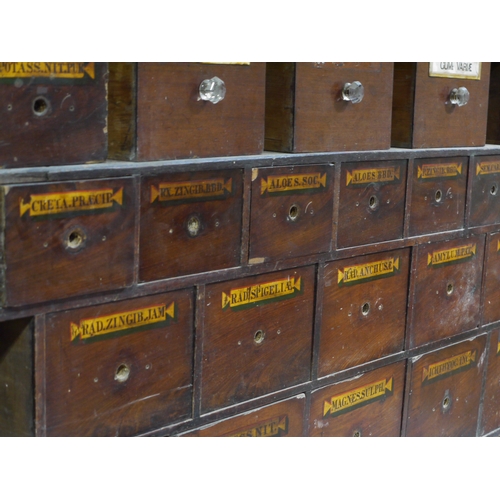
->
[[309, 361, 406, 437], [482, 232, 500, 325], [404, 335, 486, 436], [249, 165, 333, 262], [480, 331, 500, 435], [337, 160, 407, 248], [408, 157, 468, 237], [0, 63, 107, 168], [108, 63, 266, 161], [0, 177, 136, 307], [181, 395, 306, 437], [318, 248, 410, 377], [139, 169, 243, 282], [469, 156, 500, 227], [201, 266, 315, 413], [43, 289, 194, 436], [409, 235, 485, 348]]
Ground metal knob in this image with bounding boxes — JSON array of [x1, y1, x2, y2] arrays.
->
[[342, 81, 364, 104], [199, 76, 226, 104], [449, 87, 469, 107]]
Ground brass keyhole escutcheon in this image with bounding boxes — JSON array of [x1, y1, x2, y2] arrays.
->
[[32, 96, 50, 117], [435, 189, 443, 203], [115, 364, 130, 383], [446, 283, 453, 295], [368, 195, 379, 211], [64, 227, 86, 251], [186, 215, 201, 237], [353, 430, 362, 437], [288, 204, 299, 221], [254, 329, 265, 345], [361, 302, 370, 316]]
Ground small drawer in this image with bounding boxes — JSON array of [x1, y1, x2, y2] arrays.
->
[[482, 231, 500, 325], [480, 331, 500, 435], [469, 156, 500, 227]]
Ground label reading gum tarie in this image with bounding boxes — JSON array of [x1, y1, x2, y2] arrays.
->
[[429, 62, 481, 80]]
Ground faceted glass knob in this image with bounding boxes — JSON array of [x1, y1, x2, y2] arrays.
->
[[199, 76, 226, 104], [449, 87, 470, 107], [342, 81, 364, 104]]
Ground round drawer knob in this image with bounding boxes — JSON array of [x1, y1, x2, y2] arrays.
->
[[449, 87, 469, 107], [199, 76, 226, 104], [342, 81, 364, 104]]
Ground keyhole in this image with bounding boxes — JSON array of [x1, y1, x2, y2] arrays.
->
[[115, 364, 130, 383], [361, 302, 370, 316], [187, 215, 201, 237], [446, 283, 453, 295], [64, 228, 86, 250], [33, 96, 50, 117], [442, 396, 451, 409], [491, 184, 498, 196], [368, 195, 379, 210], [254, 330, 265, 345], [435, 190, 443, 203], [289, 204, 299, 221], [353, 430, 361, 437]]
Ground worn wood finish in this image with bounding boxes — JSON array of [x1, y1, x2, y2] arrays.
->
[[0, 178, 136, 307], [249, 165, 333, 262], [139, 169, 243, 282], [405, 335, 486, 436], [480, 330, 500, 435], [482, 231, 500, 325], [201, 266, 315, 413], [0, 63, 107, 168], [337, 160, 407, 248], [487, 63, 500, 144], [318, 249, 409, 377], [309, 361, 405, 437], [42, 290, 193, 436], [408, 156, 467, 237], [469, 155, 500, 227], [391, 63, 416, 148]]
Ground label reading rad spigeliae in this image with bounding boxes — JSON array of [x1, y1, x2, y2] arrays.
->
[[0, 63, 96, 84], [226, 415, 289, 437], [337, 256, 400, 286], [260, 173, 327, 195], [421, 349, 477, 385], [150, 178, 232, 204], [429, 62, 481, 80], [427, 243, 476, 268]]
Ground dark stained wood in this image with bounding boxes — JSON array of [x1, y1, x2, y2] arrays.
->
[[318, 249, 409, 377], [405, 335, 486, 436], [480, 330, 500, 435], [139, 169, 243, 282], [409, 235, 485, 348], [248, 165, 333, 262], [0, 63, 107, 168], [391, 63, 416, 148], [200, 266, 315, 413], [469, 155, 500, 227], [486, 63, 500, 144], [337, 160, 407, 248], [482, 231, 500, 325]]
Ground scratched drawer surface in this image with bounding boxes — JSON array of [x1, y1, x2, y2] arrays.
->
[[43, 289, 194, 436], [139, 169, 243, 282], [408, 157, 468, 237], [0, 63, 107, 168], [469, 156, 500, 227], [318, 248, 410, 377], [249, 165, 333, 262], [201, 266, 315, 413], [0, 178, 136, 307], [337, 160, 407, 248], [482, 232, 500, 325], [480, 331, 500, 435], [309, 361, 406, 437], [404, 335, 486, 437], [409, 235, 485, 348]]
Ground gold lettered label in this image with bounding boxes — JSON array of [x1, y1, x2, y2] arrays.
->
[[0, 62, 95, 79], [497, 342, 500, 356], [261, 173, 327, 195], [422, 349, 477, 385], [427, 243, 476, 267], [19, 187, 123, 218], [150, 178, 232, 204], [417, 163, 462, 179], [346, 166, 400, 186], [201, 62, 250, 65], [429, 62, 481, 80], [476, 161, 500, 176], [222, 276, 302, 311], [226, 415, 289, 437], [70, 303, 175, 344], [497, 240, 500, 253], [323, 378, 393, 418], [338, 257, 399, 286]]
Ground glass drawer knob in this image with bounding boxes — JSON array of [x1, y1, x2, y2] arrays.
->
[[199, 76, 226, 104], [449, 87, 469, 107], [342, 81, 364, 104]]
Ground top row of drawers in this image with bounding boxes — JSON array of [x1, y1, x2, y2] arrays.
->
[[1, 62, 499, 168]]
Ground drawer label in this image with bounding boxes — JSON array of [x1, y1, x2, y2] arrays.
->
[[260, 173, 327, 195], [476, 161, 500, 176], [346, 166, 400, 186], [151, 178, 232, 204], [338, 257, 399, 286], [429, 62, 481, 80], [422, 349, 477, 384], [323, 377, 393, 418], [70, 302, 176, 343], [0, 62, 95, 82], [417, 163, 462, 179], [497, 342, 500, 356], [427, 243, 476, 267], [19, 187, 123, 219], [222, 276, 302, 310], [225, 415, 289, 437]]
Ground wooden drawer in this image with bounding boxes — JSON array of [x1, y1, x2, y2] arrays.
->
[[337, 160, 406, 248], [249, 165, 333, 262], [0, 63, 107, 168], [0, 178, 136, 307], [404, 335, 486, 436], [265, 63, 393, 153], [480, 331, 500, 435], [483, 231, 500, 325], [392, 62, 490, 148], [409, 235, 485, 348], [469, 156, 500, 227], [201, 266, 315, 413], [408, 157, 467, 237], [318, 249, 409, 377], [108, 63, 265, 161], [309, 361, 406, 437], [139, 169, 243, 282]]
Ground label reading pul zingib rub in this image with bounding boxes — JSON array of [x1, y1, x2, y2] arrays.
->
[[476, 161, 500, 176], [0, 63, 95, 80], [323, 377, 394, 418], [19, 187, 123, 219], [260, 173, 327, 195], [338, 257, 399, 286], [417, 163, 462, 179], [70, 302, 176, 343], [226, 415, 289, 437], [427, 243, 476, 267], [222, 276, 302, 310], [150, 178, 232, 204], [422, 349, 477, 384], [346, 166, 400, 186]]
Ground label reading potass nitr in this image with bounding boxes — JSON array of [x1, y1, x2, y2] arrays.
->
[[427, 243, 476, 267], [0, 63, 96, 83], [346, 166, 400, 186], [429, 62, 481, 80], [421, 350, 477, 385], [260, 173, 327, 195], [151, 178, 232, 204], [417, 163, 462, 180], [338, 257, 400, 286], [225, 415, 289, 437]]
